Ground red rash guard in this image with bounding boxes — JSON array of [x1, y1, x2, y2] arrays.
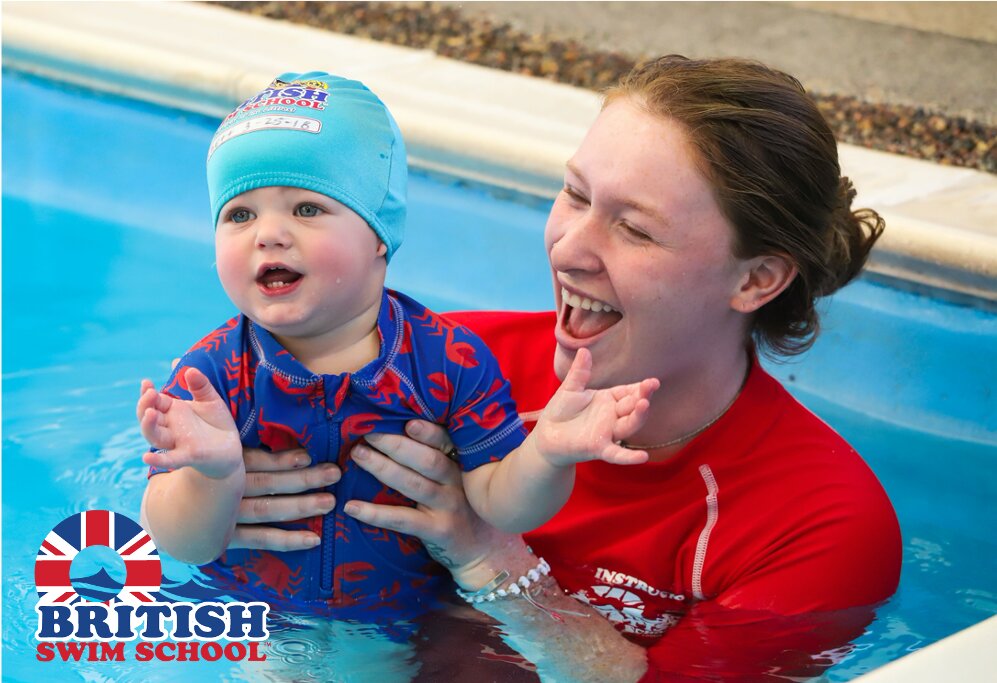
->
[[446, 310, 901, 682]]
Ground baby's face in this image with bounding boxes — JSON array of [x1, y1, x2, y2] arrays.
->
[[215, 186, 386, 346]]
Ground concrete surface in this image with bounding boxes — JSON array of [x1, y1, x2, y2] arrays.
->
[[447, 1, 997, 125], [791, 1, 997, 43]]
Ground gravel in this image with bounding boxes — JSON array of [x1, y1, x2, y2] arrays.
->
[[217, 1, 996, 174]]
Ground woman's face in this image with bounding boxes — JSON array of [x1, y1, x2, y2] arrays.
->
[[545, 98, 753, 388]]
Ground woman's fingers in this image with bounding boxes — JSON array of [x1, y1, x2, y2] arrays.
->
[[403, 420, 454, 453], [228, 525, 320, 552], [243, 447, 311, 472], [236, 492, 335, 523], [244, 463, 340, 497], [364, 432, 461, 486], [351, 443, 450, 506], [343, 500, 431, 540]]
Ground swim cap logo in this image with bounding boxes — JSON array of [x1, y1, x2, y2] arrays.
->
[[228, 77, 330, 119], [208, 78, 330, 159], [34, 510, 270, 663]]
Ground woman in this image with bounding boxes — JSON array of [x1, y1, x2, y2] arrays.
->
[[225, 55, 900, 681]]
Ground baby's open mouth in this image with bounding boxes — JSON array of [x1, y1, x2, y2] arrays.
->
[[256, 265, 303, 290], [560, 287, 622, 338]]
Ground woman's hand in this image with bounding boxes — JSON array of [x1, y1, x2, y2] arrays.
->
[[225, 422, 532, 592], [344, 421, 530, 590], [226, 447, 340, 551]]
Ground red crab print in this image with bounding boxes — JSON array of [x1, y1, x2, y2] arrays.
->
[[190, 317, 240, 354], [243, 552, 304, 599], [257, 408, 310, 451], [371, 369, 406, 407]]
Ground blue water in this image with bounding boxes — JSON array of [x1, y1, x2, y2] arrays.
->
[[3, 70, 996, 682]]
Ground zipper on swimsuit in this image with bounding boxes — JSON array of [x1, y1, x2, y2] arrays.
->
[[321, 422, 338, 596]]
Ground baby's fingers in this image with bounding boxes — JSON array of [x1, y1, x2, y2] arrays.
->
[[137, 386, 173, 421], [139, 407, 175, 450], [614, 398, 653, 440], [614, 392, 638, 417], [601, 442, 650, 466], [136, 381, 156, 421], [638, 377, 661, 401], [560, 347, 593, 393], [142, 447, 190, 471], [609, 377, 660, 402]]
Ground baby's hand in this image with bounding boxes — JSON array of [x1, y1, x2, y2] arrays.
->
[[534, 348, 659, 467], [137, 367, 243, 480]]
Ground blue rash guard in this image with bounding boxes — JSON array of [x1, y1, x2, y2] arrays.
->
[[150, 289, 526, 606]]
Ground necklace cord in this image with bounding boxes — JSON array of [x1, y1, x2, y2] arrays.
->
[[619, 368, 749, 451]]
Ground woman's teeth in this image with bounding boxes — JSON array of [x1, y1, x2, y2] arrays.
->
[[562, 287, 616, 313]]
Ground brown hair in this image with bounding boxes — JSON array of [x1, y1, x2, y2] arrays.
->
[[605, 55, 885, 357]]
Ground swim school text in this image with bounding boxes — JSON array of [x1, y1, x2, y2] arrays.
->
[[35, 602, 270, 663]]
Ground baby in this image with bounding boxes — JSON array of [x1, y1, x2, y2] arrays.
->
[[138, 72, 657, 604]]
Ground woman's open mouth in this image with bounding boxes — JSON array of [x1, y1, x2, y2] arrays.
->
[[256, 264, 303, 296], [559, 286, 622, 339]]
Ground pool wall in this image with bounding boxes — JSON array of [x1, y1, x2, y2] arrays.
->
[[5, 2, 995, 307], [4, 2, 996, 680]]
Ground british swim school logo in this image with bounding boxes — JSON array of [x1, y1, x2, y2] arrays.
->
[[34, 509, 270, 663]]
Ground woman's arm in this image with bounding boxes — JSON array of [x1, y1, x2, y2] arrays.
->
[[345, 422, 649, 683], [227, 426, 884, 682]]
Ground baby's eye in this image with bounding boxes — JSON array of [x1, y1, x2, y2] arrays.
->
[[228, 208, 254, 224], [296, 203, 323, 218]]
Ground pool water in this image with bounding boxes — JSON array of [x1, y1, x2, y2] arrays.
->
[[3, 70, 995, 682]]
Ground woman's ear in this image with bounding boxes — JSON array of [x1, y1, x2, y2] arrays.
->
[[731, 254, 797, 313]]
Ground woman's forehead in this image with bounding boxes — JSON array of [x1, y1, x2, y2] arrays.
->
[[569, 102, 721, 225]]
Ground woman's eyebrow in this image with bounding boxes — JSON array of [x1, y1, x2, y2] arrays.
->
[[567, 162, 671, 228], [565, 161, 586, 185]]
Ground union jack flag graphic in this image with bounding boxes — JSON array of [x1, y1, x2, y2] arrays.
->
[[35, 510, 161, 606]]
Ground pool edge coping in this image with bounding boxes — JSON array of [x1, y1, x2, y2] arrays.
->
[[4, 0, 996, 307]]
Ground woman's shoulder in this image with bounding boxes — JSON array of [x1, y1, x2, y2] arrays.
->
[[442, 309, 556, 342], [699, 366, 902, 611], [712, 361, 895, 520], [443, 310, 560, 415]]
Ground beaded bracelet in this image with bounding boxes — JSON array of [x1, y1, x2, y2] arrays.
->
[[455, 557, 552, 604]]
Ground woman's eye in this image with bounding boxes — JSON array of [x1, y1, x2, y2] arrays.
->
[[562, 186, 589, 205], [296, 203, 322, 217], [621, 223, 652, 242], [229, 209, 254, 224]]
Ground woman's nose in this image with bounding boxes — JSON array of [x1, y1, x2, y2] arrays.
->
[[547, 211, 603, 274]]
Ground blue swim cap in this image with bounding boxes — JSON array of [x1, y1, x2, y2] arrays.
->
[[207, 72, 406, 261]]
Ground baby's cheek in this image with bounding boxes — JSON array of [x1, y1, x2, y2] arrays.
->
[[213, 244, 246, 296]]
